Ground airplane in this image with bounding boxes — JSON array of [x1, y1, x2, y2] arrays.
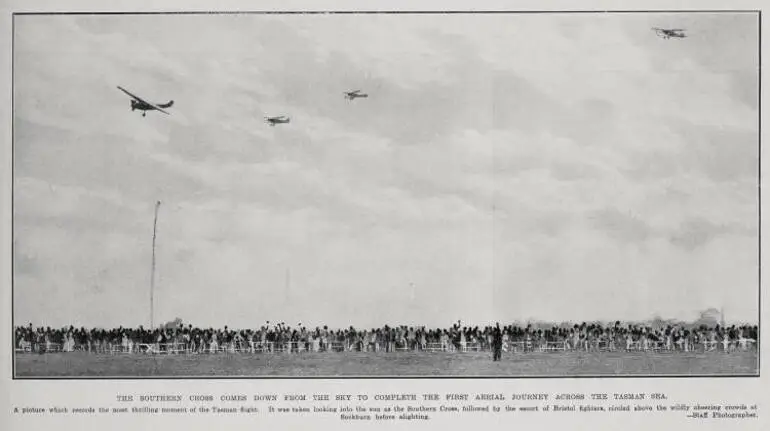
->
[[344, 90, 369, 100], [652, 28, 687, 39], [117, 86, 174, 117], [265, 115, 290, 126]]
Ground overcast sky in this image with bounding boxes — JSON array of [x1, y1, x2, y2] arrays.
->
[[13, 13, 759, 329]]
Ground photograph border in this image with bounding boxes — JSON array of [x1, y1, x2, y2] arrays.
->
[[9, 8, 763, 380]]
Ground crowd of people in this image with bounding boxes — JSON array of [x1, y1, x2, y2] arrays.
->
[[14, 320, 759, 355]]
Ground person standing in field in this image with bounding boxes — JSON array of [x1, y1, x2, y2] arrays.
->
[[492, 323, 503, 361]]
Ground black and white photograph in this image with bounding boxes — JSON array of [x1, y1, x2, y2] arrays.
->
[[12, 11, 760, 377]]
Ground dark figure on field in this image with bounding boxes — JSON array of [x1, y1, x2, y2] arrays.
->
[[492, 323, 503, 361]]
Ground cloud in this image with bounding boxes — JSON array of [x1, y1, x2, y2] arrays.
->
[[588, 208, 652, 244], [668, 216, 755, 251]]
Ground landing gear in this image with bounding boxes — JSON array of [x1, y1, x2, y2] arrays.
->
[[142, 112, 146, 117]]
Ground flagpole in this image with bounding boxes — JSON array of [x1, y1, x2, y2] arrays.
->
[[151, 200, 161, 329]]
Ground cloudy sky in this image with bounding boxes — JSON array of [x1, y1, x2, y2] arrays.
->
[[13, 13, 759, 329]]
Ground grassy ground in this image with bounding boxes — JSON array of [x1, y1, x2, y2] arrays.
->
[[14, 350, 758, 377]]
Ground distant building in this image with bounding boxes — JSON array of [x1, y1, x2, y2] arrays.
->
[[697, 308, 721, 327]]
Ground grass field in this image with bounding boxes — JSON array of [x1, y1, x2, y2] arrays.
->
[[14, 350, 759, 377]]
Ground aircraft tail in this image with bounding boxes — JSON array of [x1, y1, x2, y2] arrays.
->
[[158, 100, 174, 109]]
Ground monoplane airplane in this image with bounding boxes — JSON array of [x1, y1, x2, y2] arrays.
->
[[265, 115, 291, 126], [344, 90, 369, 100], [117, 86, 174, 117], [652, 28, 687, 39]]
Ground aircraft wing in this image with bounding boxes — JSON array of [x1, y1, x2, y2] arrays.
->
[[117, 86, 149, 104], [147, 103, 171, 115]]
